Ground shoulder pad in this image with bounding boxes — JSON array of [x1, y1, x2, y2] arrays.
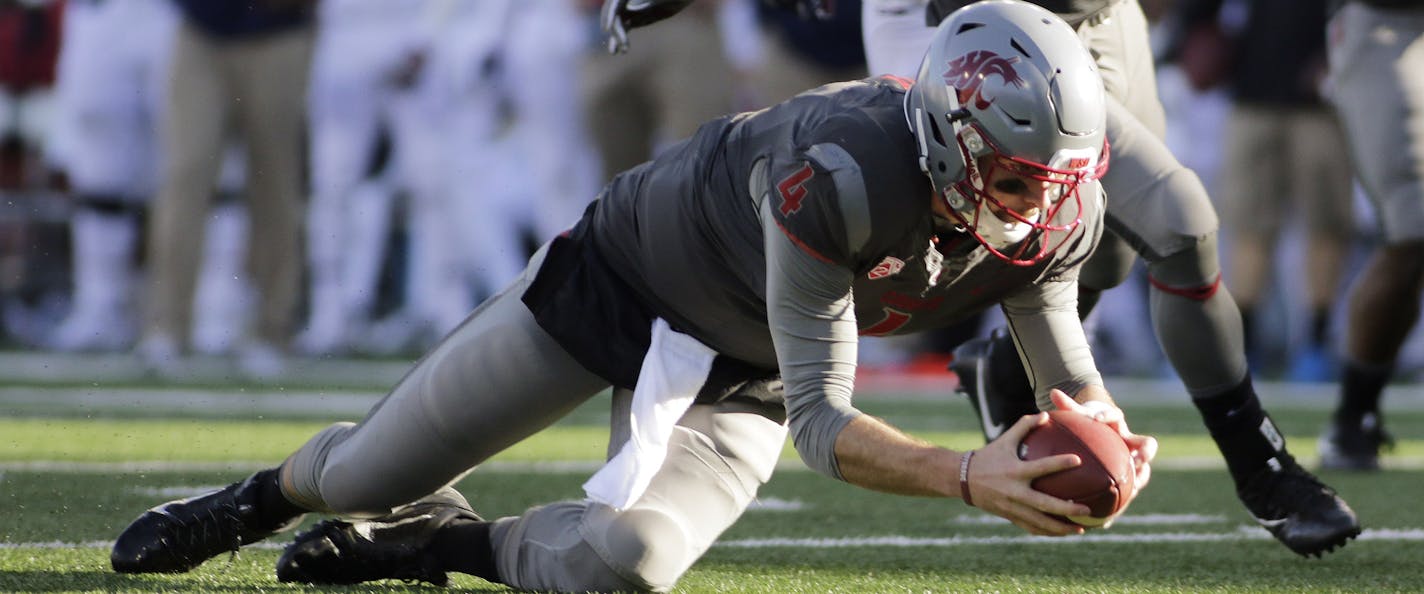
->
[[805, 142, 871, 256]]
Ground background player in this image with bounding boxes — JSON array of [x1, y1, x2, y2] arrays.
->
[[1316, 0, 1424, 470]]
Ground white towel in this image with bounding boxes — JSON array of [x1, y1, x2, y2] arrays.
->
[[583, 318, 716, 511]]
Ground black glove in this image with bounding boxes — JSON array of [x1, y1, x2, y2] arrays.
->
[[760, 0, 836, 21], [600, 0, 696, 54]]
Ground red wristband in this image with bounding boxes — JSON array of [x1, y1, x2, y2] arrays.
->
[[959, 450, 975, 507]]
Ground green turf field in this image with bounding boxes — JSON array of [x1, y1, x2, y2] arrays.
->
[[3, 359, 1423, 593]]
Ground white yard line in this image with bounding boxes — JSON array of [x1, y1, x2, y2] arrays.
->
[[951, 513, 1228, 526], [8, 456, 1424, 474], [717, 528, 1424, 548], [6, 528, 1423, 551], [0, 460, 611, 473], [0, 386, 383, 417]]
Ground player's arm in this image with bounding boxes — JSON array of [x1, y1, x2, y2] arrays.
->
[[760, 195, 1090, 536], [1000, 278, 1105, 409], [1001, 280, 1158, 493]]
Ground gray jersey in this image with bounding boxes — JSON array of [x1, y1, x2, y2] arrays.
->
[[528, 76, 1105, 476]]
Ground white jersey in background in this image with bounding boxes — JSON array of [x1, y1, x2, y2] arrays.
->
[[301, 0, 469, 355], [437, 0, 601, 301]]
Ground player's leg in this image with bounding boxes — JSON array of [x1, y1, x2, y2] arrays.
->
[[48, 2, 157, 352], [228, 28, 312, 368], [50, 198, 142, 352], [141, 21, 230, 367], [297, 24, 385, 355], [279, 393, 788, 591], [388, 62, 475, 340], [190, 189, 253, 355], [340, 173, 396, 330], [650, 13, 733, 144], [582, 34, 654, 181], [1092, 97, 1357, 557], [1287, 107, 1353, 381], [112, 243, 614, 573], [1318, 2, 1424, 470], [282, 256, 607, 516], [488, 398, 786, 592], [1217, 105, 1286, 370], [49, 111, 147, 351]]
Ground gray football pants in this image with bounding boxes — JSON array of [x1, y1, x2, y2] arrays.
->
[[279, 244, 788, 592], [1078, 0, 1249, 397], [1327, 3, 1424, 242]]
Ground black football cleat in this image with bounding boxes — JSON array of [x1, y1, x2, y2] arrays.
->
[[1318, 412, 1395, 471], [949, 328, 1040, 442], [277, 486, 484, 587], [1237, 455, 1361, 557], [111, 468, 305, 573]]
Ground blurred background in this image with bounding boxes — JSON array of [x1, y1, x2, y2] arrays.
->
[[0, 0, 1412, 386]]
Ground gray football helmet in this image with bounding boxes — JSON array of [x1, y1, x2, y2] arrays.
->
[[905, 0, 1108, 266]]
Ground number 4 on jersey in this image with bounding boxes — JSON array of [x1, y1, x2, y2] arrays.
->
[[777, 163, 814, 216]]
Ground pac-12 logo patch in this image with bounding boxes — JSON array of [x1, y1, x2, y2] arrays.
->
[[868, 256, 905, 280], [777, 163, 814, 216]]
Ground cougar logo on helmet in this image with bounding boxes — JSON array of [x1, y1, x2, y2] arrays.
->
[[942, 51, 1023, 110]]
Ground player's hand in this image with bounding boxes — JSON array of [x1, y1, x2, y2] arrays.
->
[[600, 0, 696, 54], [1049, 389, 1156, 502], [965, 413, 1092, 536]]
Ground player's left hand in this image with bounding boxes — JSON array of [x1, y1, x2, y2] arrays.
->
[[1049, 389, 1157, 501]]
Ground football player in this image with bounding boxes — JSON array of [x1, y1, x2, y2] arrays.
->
[[46, 0, 253, 356], [298, 0, 478, 356], [44, 0, 175, 352], [861, 0, 1360, 557], [1316, 0, 1424, 470], [111, 3, 1153, 590]]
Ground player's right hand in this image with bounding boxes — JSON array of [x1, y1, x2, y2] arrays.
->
[[965, 413, 1092, 536]]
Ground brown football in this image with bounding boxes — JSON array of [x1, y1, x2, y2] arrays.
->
[[1017, 409, 1135, 527]]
